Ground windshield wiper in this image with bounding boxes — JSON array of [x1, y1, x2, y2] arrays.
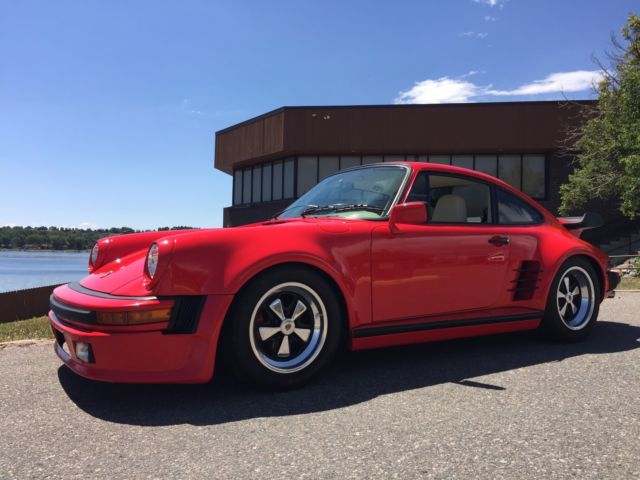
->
[[301, 203, 384, 217], [271, 204, 319, 220]]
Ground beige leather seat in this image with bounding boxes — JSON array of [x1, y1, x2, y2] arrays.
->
[[432, 194, 467, 223]]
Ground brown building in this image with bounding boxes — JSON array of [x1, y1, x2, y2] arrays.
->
[[215, 101, 593, 228]]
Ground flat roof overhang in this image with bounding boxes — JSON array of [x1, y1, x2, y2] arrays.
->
[[214, 100, 595, 174]]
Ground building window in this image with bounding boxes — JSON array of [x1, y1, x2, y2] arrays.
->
[[429, 155, 451, 165], [273, 160, 283, 200], [452, 155, 473, 170], [233, 170, 242, 205], [252, 165, 261, 203], [340, 156, 361, 169], [242, 167, 251, 204], [384, 155, 405, 162], [362, 155, 382, 164], [284, 158, 295, 199], [231, 152, 546, 207], [262, 163, 272, 201], [498, 155, 521, 189], [522, 155, 545, 199], [297, 156, 318, 195], [318, 156, 339, 180], [475, 155, 497, 177]]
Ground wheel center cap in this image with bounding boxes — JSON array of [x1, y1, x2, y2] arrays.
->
[[281, 320, 295, 335], [566, 293, 573, 301]]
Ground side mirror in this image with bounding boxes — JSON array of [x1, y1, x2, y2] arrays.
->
[[389, 202, 427, 232]]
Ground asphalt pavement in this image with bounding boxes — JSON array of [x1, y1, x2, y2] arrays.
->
[[1, 293, 639, 479]]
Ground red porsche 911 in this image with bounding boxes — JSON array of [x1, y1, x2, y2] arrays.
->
[[49, 162, 620, 388]]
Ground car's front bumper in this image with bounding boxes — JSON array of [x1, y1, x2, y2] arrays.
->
[[49, 284, 234, 384]]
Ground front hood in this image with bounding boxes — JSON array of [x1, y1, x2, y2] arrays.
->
[[77, 218, 368, 297], [80, 253, 148, 296], [77, 229, 196, 296]]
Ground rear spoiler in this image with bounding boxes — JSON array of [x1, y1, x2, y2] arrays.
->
[[558, 212, 603, 238]]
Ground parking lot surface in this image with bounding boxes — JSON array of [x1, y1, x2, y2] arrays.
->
[[1, 293, 639, 479]]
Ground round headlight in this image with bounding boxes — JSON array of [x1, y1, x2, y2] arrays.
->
[[146, 243, 159, 279], [90, 243, 99, 266]]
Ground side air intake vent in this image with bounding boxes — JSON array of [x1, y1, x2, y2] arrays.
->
[[165, 296, 206, 334], [510, 261, 542, 301]]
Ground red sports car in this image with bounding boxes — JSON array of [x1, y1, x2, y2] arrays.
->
[[49, 162, 620, 388]]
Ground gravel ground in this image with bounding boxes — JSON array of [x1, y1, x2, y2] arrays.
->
[[1, 293, 639, 479]]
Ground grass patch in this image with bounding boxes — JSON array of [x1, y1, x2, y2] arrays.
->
[[0, 316, 52, 343], [619, 277, 640, 290]]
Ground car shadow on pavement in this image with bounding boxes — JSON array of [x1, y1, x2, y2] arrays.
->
[[58, 320, 640, 426]]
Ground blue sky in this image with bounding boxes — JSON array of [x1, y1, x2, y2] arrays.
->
[[1, 0, 637, 229]]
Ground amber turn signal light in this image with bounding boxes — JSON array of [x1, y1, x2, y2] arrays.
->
[[96, 308, 172, 326]]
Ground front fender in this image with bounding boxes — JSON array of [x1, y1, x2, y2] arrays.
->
[[152, 223, 373, 327]]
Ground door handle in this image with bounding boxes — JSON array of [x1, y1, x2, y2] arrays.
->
[[488, 235, 510, 246]]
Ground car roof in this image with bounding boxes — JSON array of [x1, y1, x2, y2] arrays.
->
[[353, 161, 503, 186]]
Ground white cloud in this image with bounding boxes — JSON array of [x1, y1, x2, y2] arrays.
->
[[484, 15, 497, 21], [487, 70, 605, 96], [473, 0, 506, 7], [395, 70, 603, 104], [460, 31, 488, 38], [396, 77, 484, 104], [461, 70, 484, 78]]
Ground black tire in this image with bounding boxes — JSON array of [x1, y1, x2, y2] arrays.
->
[[220, 266, 343, 389], [540, 257, 601, 341]]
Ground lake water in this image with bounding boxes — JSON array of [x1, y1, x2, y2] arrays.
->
[[0, 250, 89, 292]]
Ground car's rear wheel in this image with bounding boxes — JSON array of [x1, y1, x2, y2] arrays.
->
[[221, 266, 342, 389], [541, 258, 600, 341]]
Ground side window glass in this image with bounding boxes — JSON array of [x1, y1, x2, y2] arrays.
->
[[497, 188, 543, 224], [427, 174, 492, 224], [406, 172, 428, 203]]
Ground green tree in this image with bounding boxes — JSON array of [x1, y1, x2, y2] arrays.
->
[[560, 13, 640, 218]]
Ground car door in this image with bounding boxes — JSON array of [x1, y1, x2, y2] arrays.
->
[[371, 172, 512, 323]]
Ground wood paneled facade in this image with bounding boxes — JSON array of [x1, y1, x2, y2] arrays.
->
[[215, 101, 594, 227]]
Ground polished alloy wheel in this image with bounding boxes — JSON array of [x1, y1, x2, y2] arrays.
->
[[556, 266, 595, 330], [249, 282, 328, 374]]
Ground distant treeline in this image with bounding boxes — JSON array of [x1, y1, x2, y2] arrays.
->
[[0, 226, 195, 251]]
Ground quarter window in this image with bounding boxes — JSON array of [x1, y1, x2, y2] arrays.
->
[[497, 188, 543, 225]]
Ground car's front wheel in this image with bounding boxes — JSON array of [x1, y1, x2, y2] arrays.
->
[[541, 257, 600, 341], [221, 266, 342, 389]]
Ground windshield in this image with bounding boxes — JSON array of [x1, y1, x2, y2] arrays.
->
[[277, 165, 408, 220]]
